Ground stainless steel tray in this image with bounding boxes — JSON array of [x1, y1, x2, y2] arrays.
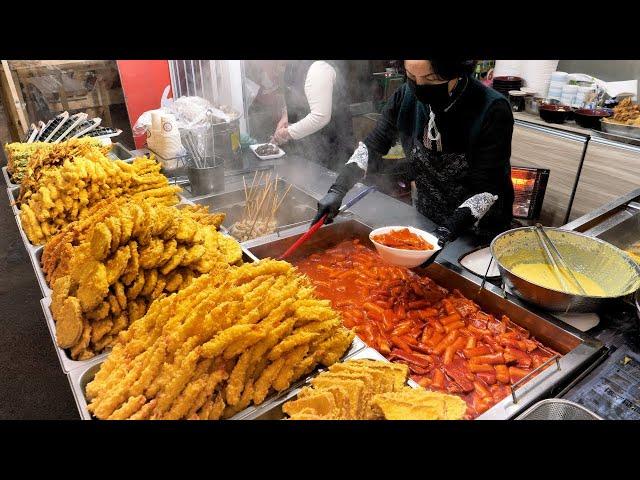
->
[[191, 179, 319, 242], [31, 246, 52, 297], [40, 297, 110, 373], [107, 142, 135, 162], [242, 346, 418, 420], [515, 398, 602, 420], [2, 166, 19, 188], [67, 335, 367, 420], [67, 356, 112, 420], [600, 119, 640, 140], [590, 127, 640, 147], [562, 194, 640, 250], [12, 188, 194, 248], [246, 219, 606, 420], [8, 186, 20, 217], [3, 143, 133, 190]]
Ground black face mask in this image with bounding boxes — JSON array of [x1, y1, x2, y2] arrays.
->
[[407, 77, 452, 111]]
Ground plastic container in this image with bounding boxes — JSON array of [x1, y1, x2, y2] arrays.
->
[[550, 71, 569, 83]]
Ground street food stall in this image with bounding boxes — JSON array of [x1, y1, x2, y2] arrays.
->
[[2, 59, 640, 421]]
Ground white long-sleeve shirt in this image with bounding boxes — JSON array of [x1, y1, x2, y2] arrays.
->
[[287, 61, 336, 140]]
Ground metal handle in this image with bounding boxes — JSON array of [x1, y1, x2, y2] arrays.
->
[[339, 186, 376, 212], [537, 224, 588, 295], [274, 212, 355, 236], [510, 354, 561, 404], [627, 201, 640, 212], [477, 255, 495, 296], [535, 223, 587, 295], [534, 227, 573, 293], [514, 119, 588, 143]]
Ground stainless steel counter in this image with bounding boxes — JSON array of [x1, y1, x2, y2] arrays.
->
[[194, 151, 485, 269]]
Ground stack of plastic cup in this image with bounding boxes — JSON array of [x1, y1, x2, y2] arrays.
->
[[574, 85, 595, 108], [158, 114, 184, 158], [547, 71, 569, 101], [147, 110, 163, 152], [561, 84, 579, 106]]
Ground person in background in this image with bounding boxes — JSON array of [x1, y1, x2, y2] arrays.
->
[[273, 60, 355, 171], [312, 59, 515, 245]]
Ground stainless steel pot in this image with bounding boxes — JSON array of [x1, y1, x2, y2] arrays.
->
[[211, 119, 241, 169], [490, 226, 640, 312]]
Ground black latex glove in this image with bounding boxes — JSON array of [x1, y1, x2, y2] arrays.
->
[[311, 186, 346, 225], [434, 226, 455, 246], [435, 207, 476, 245]]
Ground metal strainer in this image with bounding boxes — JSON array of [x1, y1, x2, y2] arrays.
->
[[516, 399, 602, 420]]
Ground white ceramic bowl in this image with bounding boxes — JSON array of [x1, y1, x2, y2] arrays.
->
[[369, 226, 441, 268]]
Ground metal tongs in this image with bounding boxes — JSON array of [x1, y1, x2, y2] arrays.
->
[[534, 223, 587, 295], [278, 186, 376, 260]]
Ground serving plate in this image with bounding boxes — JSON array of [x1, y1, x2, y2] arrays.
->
[[249, 143, 286, 161]]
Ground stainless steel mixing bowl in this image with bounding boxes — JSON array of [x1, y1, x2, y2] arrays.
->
[[490, 227, 640, 312]]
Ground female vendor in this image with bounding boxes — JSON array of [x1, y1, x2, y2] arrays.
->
[[312, 59, 515, 244]]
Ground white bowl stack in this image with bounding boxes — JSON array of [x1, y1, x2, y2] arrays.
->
[[521, 60, 559, 99]]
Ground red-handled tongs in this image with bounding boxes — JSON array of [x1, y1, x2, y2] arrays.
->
[[278, 186, 376, 260]]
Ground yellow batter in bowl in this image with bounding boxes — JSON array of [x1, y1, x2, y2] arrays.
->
[[511, 263, 606, 296]]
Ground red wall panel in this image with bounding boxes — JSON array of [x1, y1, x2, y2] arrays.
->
[[116, 60, 172, 149]]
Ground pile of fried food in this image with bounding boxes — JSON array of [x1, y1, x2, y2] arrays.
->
[[5, 138, 109, 184], [18, 141, 179, 245], [295, 239, 559, 418], [84, 260, 354, 420], [5, 142, 40, 183], [606, 97, 640, 126], [282, 358, 466, 420], [46, 198, 241, 360]]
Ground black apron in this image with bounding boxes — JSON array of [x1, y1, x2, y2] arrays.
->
[[409, 132, 509, 241], [283, 60, 354, 171], [409, 135, 471, 228]]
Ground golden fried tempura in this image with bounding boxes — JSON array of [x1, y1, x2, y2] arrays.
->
[[48, 199, 238, 356], [283, 359, 410, 420], [371, 387, 467, 420], [18, 146, 180, 245], [85, 260, 353, 420]]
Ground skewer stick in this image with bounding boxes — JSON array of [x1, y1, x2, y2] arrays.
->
[[247, 181, 272, 239], [273, 183, 293, 215], [243, 176, 248, 205]]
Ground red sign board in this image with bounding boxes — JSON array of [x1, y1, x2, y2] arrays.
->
[[116, 60, 172, 149]]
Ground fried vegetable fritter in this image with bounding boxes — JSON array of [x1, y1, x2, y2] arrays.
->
[[47, 199, 237, 357]]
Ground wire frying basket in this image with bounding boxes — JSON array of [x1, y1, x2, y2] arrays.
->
[[515, 399, 602, 420]]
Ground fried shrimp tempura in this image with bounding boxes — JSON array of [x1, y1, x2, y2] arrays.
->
[[85, 260, 353, 419]]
